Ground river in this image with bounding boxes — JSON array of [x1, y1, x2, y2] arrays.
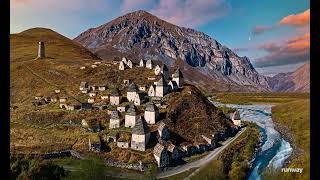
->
[[210, 100, 293, 180]]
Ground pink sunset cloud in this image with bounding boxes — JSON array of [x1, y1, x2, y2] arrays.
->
[[254, 32, 310, 67], [253, 25, 275, 35], [252, 8, 310, 35], [150, 0, 230, 28], [279, 9, 310, 26]]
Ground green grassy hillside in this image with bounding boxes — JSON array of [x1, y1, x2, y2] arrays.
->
[[10, 28, 158, 154], [10, 28, 99, 63]]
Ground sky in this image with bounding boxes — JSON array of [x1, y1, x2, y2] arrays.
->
[[11, 0, 310, 76]]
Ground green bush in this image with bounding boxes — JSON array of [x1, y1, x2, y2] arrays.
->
[[10, 154, 66, 180]]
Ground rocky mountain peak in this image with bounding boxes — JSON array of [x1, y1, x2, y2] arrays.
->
[[74, 10, 271, 92]]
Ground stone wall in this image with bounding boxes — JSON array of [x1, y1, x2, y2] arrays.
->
[[16, 150, 84, 160], [104, 158, 148, 171]]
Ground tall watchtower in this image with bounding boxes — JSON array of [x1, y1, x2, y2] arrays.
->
[[37, 41, 45, 59]]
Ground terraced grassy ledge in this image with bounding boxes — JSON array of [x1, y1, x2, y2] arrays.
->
[[185, 122, 261, 180], [262, 99, 310, 180]]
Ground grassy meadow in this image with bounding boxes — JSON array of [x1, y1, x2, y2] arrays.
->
[[262, 99, 310, 180]]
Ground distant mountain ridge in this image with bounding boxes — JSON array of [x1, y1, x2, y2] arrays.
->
[[267, 63, 310, 92], [74, 10, 271, 92]]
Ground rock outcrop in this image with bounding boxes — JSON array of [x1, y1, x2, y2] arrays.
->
[[74, 10, 271, 92]]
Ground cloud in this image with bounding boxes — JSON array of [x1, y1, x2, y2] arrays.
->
[[253, 25, 274, 35], [252, 8, 309, 35], [11, 0, 31, 4], [254, 32, 310, 67], [11, 0, 111, 11], [150, 0, 231, 28], [258, 42, 280, 52], [232, 47, 250, 52], [279, 9, 310, 26]]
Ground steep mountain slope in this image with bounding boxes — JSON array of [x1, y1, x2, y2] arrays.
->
[[74, 10, 271, 92], [267, 63, 310, 92]]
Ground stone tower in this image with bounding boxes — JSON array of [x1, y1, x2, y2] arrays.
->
[[155, 75, 168, 97], [37, 41, 45, 59], [172, 68, 184, 88], [131, 117, 150, 151]]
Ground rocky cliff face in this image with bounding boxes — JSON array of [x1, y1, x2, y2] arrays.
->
[[74, 10, 271, 92], [267, 63, 310, 92]]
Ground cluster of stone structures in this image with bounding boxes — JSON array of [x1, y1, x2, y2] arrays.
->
[[32, 52, 242, 168], [78, 57, 191, 167], [31, 89, 79, 110]]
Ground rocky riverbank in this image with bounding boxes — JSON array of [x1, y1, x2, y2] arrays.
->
[[272, 120, 304, 167], [249, 131, 264, 169]]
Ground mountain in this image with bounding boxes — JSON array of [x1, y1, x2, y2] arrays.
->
[[267, 63, 310, 92], [74, 10, 271, 92]]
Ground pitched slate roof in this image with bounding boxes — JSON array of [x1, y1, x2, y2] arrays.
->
[[161, 64, 169, 71], [172, 68, 183, 78], [127, 83, 138, 92], [153, 143, 166, 157], [145, 102, 158, 112], [132, 117, 149, 135], [156, 75, 166, 86], [126, 105, 137, 115], [169, 80, 178, 87], [110, 88, 120, 96], [111, 110, 120, 119]]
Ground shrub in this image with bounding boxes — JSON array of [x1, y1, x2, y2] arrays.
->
[[10, 154, 66, 180]]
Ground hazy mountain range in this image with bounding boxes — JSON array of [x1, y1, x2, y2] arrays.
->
[[267, 63, 310, 92]]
